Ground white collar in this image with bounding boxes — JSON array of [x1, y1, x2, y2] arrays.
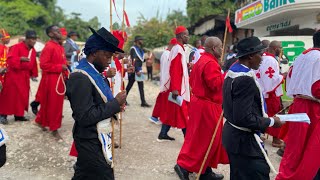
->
[[68, 38, 75, 44], [240, 63, 250, 69], [88, 62, 100, 74]]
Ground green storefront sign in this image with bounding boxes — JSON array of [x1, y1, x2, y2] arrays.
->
[[282, 41, 305, 65]]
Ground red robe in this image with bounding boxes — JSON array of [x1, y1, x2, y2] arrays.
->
[[276, 80, 320, 180], [159, 46, 189, 128], [0, 42, 38, 116], [0, 44, 8, 83], [152, 92, 166, 118], [177, 52, 229, 173], [35, 40, 67, 131], [265, 92, 282, 137]]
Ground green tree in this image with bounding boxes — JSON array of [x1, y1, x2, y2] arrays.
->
[[124, 10, 189, 51], [0, 0, 49, 37], [187, 0, 236, 25], [166, 10, 190, 28], [0, 0, 101, 41]]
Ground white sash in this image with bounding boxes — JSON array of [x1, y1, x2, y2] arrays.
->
[[131, 46, 144, 62]]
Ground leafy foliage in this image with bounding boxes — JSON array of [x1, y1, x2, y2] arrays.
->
[[0, 0, 100, 41], [124, 10, 189, 51], [187, 0, 236, 25]]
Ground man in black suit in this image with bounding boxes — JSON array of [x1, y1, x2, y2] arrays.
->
[[67, 27, 126, 180], [222, 36, 283, 180], [125, 36, 151, 107], [64, 31, 80, 71]]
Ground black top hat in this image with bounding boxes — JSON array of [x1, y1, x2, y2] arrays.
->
[[236, 36, 267, 58], [134, 36, 144, 42], [25, 30, 37, 39], [89, 27, 124, 53], [67, 31, 78, 37]]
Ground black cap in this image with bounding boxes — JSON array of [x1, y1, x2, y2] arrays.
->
[[25, 30, 37, 39], [68, 31, 78, 38], [134, 36, 144, 42], [236, 36, 267, 58], [88, 27, 124, 53]]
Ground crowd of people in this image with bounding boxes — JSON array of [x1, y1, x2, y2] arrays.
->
[[0, 23, 319, 180], [150, 26, 320, 180]]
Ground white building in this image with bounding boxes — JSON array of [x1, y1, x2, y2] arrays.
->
[[235, 0, 320, 64]]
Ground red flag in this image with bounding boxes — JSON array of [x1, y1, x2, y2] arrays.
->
[[226, 16, 233, 33], [123, 10, 130, 27], [112, 0, 121, 20]]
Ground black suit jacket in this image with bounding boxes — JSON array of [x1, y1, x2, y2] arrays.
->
[[130, 47, 144, 72], [66, 72, 120, 140], [64, 39, 78, 61], [222, 76, 271, 157]]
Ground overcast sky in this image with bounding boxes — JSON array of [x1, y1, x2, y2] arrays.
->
[[57, 0, 187, 28]]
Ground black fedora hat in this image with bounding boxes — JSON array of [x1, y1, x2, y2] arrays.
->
[[89, 27, 124, 53], [134, 36, 144, 42], [236, 36, 267, 58]]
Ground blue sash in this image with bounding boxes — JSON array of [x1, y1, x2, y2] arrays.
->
[[131, 45, 144, 61], [229, 62, 268, 113], [76, 59, 114, 101]]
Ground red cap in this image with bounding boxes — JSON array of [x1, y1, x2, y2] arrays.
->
[[60, 28, 67, 36], [175, 26, 187, 35], [112, 30, 127, 49], [0, 29, 10, 39], [169, 38, 177, 45]]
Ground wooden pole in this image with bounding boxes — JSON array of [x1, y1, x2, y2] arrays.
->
[[119, 0, 126, 149], [220, 9, 230, 63], [110, 0, 115, 163], [196, 112, 224, 180]]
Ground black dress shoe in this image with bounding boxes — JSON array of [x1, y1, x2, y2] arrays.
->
[[277, 148, 284, 157], [200, 172, 224, 180], [174, 164, 189, 180], [30, 101, 39, 115], [141, 102, 151, 107], [200, 167, 224, 180], [14, 116, 29, 121], [157, 134, 175, 142]]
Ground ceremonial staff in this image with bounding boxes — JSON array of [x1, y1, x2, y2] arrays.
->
[[196, 112, 224, 180], [197, 10, 231, 179], [119, 0, 126, 149], [220, 9, 231, 63], [109, 0, 115, 162]]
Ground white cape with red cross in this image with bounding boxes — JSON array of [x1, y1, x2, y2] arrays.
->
[[286, 49, 320, 98], [254, 53, 284, 98]]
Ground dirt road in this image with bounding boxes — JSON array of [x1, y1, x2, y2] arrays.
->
[[0, 79, 283, 180]]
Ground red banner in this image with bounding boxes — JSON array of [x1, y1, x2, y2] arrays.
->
[[112, 0, 121, 20], [226, 16, 233, 33], [124, 10, 130, 27]]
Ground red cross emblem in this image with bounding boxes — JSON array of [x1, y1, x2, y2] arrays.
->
[[265, 67, 275, 78], [256, 72, 261, 78]]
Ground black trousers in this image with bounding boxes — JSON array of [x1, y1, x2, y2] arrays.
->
[[160, 124, 186, 137], [125, 73, 146, 104], [147, 66, 153, 80], [72, 138, 114, 180], [227, 152, 270, 180], [0, 144, 6, 168], [314, 169, 320, 180]]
